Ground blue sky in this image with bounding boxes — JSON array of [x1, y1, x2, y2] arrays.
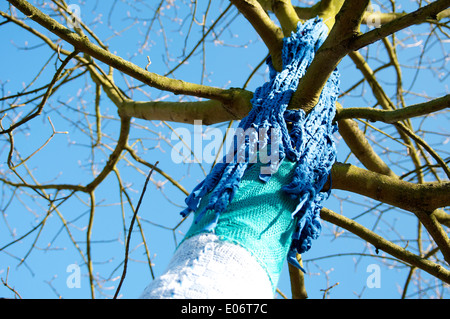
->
[[0, 1, 448, 299]]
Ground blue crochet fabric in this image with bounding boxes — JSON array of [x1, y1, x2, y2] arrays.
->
[[180, 17, 339, 271]]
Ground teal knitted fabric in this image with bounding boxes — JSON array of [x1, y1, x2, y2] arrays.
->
[[184, 159, 298, 288], [180, 17, 339, 290]]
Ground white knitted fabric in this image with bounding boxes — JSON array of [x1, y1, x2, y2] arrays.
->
[[139, 233, 273, 299]]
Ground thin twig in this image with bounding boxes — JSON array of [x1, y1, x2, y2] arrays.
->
[[0, 49, 79, 135], [113, 161, 159, 299], [1, 267, 23, 299], [395, 122, 450, 179], [321, 282, 339, 299]]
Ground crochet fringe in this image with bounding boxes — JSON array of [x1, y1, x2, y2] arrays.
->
[[180, 17, 340, 270]]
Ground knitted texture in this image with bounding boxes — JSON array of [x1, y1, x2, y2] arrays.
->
[[180, 17, 339, 286], [139, 233, 273, 299], [185, 159, 298, 288]]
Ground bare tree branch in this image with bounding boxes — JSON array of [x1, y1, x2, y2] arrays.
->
[[0, 49, 79, 135], [320, 207, 450, 284], [289, 0, 370, 112], [120, 90, 253, 125], [230, 0, 284, 71], [6, 0, 234, 102], [269, 0, 301, 36], [336, 95, 450, 123], [350, 0, 450, 51], [331, 163, 450, 213], [336, 105, 396, 177], [114, 162, 158, 299]]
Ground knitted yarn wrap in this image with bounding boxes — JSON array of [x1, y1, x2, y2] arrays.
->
[[180, 17, 339, 269]]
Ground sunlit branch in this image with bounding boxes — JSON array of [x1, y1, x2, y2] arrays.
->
[[335, 95, 450, 123], [120, 91, 253, 125], [230, 0, 284, 71], [6, 0, 235, 102], [336, 105, 395, 177], [350, 0, 450, 51], [331, 162, 450, 213], [320, 207, 450, 284], [290, 0, 370, 112], [269, 0, 301, 36]]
